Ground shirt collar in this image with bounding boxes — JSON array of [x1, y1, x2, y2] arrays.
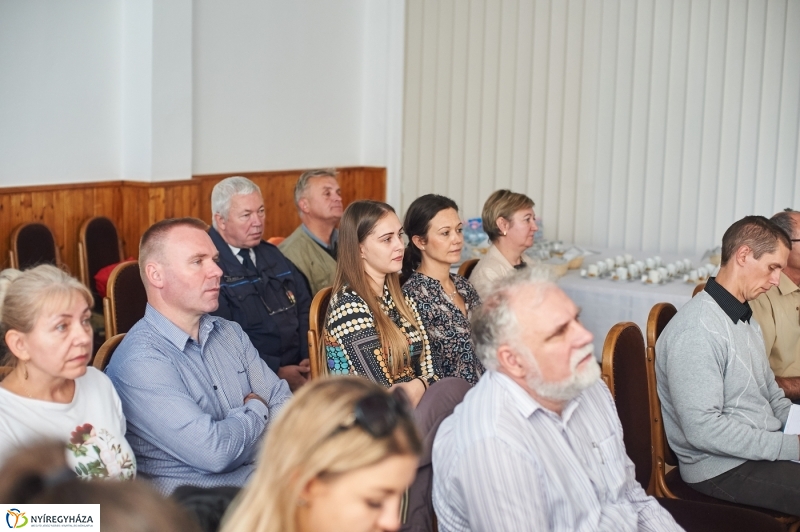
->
[[777, 272, 800, 295], [704, 276, 753, 324], [490, 370, 584, 423], [302, 224, 337, 250], [143, 304, 218, 351]]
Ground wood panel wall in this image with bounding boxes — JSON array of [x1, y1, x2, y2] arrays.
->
[[0, 167, 385, 278]]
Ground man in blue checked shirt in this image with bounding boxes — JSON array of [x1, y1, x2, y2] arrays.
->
[[432, 267, 682, 531], [106, 217, 292, 495]]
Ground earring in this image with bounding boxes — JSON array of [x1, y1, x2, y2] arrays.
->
[[21, 363, 28, 380], [503, 231, 507, 236], [421, 246, 425, 250]]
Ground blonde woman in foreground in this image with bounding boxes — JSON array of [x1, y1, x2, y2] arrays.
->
[[221, 376, 422, 532]]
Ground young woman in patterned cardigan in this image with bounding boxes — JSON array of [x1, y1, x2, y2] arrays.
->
[[324, 200, 439, 407], [323, 200, 471, 531]]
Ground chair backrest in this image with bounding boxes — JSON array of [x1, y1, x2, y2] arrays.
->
[[308, 286, 332, 379], [645, 302, 680, 498], [266, 236, 285, 246], [92, 333, 126, 371], [692, 282, 706, 297], [103, 261, 147, 337], [78, 216, 124, 311], [8, 222, 61, 270], [457, 258, 479, 279], [601, 321, 654, 494]]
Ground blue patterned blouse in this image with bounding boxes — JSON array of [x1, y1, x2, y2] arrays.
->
[[402, 272, 484, 385]]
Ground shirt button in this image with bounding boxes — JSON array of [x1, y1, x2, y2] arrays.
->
[[263, 415, 267, 420], [213, 385, 218, 390]]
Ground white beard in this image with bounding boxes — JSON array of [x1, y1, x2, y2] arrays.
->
[[524, 343, 600, 403]]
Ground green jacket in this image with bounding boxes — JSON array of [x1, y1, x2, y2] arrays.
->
[[279, 225, 337, 296]]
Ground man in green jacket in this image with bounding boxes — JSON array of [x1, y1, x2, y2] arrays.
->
[[279, 169, 342, 295]]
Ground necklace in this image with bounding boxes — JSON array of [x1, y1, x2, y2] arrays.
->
[[446, 287, 458, 301]]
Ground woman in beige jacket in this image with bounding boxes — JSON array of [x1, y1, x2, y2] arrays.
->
[[469, 189, 538, 298]]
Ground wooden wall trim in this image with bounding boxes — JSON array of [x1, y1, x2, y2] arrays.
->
[[0, 167, 385, 279]]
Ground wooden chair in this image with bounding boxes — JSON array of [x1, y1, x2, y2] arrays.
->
[[692, 282, 706, 297], [457, 258, 479, 279], [601, 322, 656, 494], [103, 261, 147, 337], [307, 286, 332, 379], [267, 236, 285, 246], [92, 333, 126, 371], [645, 302, 799, 527], [8, 222, 61, 270], [78, 216, 124, 311]]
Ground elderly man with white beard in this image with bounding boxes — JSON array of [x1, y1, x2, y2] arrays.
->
[[431, 267, 683, 532]]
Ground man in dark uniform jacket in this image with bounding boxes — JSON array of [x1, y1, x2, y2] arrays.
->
[[209, 176, 311, 391]]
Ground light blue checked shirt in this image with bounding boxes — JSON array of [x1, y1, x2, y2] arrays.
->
[[106, 304, 292, 494], [432, 371, 683, 532]]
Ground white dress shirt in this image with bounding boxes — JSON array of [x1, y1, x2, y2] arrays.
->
[[432, 370, 683, 532]]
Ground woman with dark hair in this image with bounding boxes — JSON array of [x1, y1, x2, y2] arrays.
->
[[402, 194, 483, 385], [324, 200, 438, 407]]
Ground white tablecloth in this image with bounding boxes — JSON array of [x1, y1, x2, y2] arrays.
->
[[557, 250, 703, 360]]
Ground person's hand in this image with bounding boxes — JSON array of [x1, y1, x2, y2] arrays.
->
[[278, 364, 310, 392], [244, 392, 268, 407], [392, 378, 426, 408]]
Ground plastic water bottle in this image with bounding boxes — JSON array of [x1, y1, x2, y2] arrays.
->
[[463, 218, 488, 247]]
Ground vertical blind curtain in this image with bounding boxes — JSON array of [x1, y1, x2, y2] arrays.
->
[[402, 0, 800, 256]]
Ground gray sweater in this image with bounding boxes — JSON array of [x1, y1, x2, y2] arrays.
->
[[656, 291, 799, 483]]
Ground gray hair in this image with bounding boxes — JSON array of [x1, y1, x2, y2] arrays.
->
[[294, 168, 338, 205], [470, 267, 556, 370], [211, 176, 262, 228], [772, 210, 798, 240]]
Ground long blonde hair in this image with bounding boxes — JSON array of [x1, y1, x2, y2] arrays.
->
[[0, 265, 93, 367], [332, 200, 420, 377], [220, 377, 421, 532]]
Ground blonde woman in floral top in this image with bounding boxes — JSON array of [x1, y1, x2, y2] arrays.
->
[[324, 201, 439, 406], [0, 265, 135, 480]]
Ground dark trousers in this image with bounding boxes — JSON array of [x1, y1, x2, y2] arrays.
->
[[401, 377, 472, 532], [689, 460, 800, 517], [657, 497, 783, 532]]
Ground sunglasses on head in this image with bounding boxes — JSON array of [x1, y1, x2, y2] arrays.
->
[[332, 388, 413, 439]]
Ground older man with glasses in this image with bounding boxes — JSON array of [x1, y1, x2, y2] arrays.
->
[[752, 209, 800, 401], [209, 176, 312, 391]]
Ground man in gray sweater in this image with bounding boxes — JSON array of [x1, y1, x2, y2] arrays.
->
[[657, 215, 800, 515]]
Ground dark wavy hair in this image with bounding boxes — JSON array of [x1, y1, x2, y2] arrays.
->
[[401, 194, 460, 280]]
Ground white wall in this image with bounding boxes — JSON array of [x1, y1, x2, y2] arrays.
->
[[0, 0, 122, 186], [402, 0, 800, 256], [0, 0, 402, 186], [193, 0, 372, 174]]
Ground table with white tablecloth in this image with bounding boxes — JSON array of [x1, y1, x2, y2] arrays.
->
[[556, 250, 705, 360]]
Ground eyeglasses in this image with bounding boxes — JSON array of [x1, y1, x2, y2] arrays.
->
[[332, 389, 413, 439], [259, 282, 297, 316]]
